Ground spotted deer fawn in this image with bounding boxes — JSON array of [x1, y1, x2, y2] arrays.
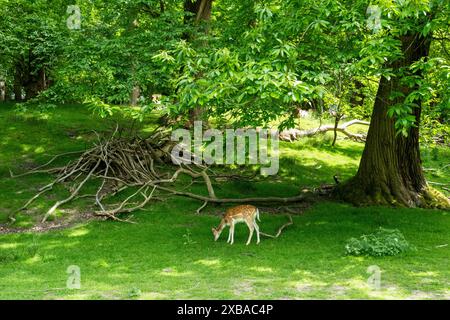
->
[[212, 205, 260, 245]]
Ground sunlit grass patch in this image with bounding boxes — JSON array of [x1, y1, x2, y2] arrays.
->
[[0, 103, 449, 299]]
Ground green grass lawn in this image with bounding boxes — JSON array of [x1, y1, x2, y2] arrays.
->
[[0, 103, 449, 299]]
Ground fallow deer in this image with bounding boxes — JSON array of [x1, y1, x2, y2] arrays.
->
[[211, 205, 260, 245]]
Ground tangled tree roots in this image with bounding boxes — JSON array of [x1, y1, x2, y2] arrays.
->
[[12, 126, 309, 224]]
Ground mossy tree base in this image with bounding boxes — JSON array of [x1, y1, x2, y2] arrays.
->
[[335, 177, 450, 209]]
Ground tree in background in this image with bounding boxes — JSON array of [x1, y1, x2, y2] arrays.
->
[[0, 0, 67, 101], [339, 0, 450, 207]]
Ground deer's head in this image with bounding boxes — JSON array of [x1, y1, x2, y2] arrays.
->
[[211, 227, 220, 241]]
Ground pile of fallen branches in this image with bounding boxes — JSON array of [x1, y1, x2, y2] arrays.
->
[[12, 126, 310, 224]]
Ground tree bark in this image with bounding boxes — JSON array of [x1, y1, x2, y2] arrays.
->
[[184, 0, 213, 126], [0, 80, 5, 102], [184, 0, 212, 24], [331, 115, 342, 147], [25, 68, 47, 100], [130, 85, 140, 106], [338, 32, 449, 208], [13, 66, 23, 102], [13, 52, 49, 101]]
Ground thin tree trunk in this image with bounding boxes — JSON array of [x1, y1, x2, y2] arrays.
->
[[130, 85, 141, 106], [40, 68, 47, 90], [331, 115, 341, 147], [338, 31, 449, 208], [0, 80, 5, 102]]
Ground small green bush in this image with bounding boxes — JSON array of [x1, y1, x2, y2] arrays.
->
[[345, 228, 415, 257]]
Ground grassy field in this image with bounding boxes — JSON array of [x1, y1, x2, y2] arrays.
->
[[0, 104, 449, 299]]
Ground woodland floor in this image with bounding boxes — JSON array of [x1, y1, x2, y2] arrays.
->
[[0, 103, 449, 299]]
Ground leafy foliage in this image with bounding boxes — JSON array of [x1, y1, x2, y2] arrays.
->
[[0, 0, 448, 141], [345, 227, 415, 257]]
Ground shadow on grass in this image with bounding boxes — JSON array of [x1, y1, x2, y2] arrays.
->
[[0, 103, 449, 299], [0, 202, 449, 299]]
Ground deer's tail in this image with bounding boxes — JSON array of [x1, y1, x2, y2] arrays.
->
[[256, 208, 261, 222]]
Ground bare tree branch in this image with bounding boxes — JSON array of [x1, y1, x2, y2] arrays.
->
[[279, 119, 370, 142]]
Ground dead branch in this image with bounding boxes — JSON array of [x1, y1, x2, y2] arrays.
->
[[260, 214, 293, 238], [42, 158, 101, 223], [152, 184, 306, 204], [196, 201, 208, 214], [279, 119, 369, 142], [9, 150, 85, 178]]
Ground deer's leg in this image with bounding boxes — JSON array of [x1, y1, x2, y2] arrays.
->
[[227, 226, 232, 243], [253, 221, 260, 244], [230, 222, 235, 245], [246, 221, 254, 245]]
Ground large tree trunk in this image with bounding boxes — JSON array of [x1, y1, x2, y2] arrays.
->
[[184, 0, 213, 126], [14, 53, 48, 101], [184, 0, 212, 24], [338, 32, 449, 208], [25, 69, 46, 100]]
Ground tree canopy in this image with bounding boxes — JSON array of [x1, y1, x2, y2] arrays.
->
[[1, 0, 449, 207]]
